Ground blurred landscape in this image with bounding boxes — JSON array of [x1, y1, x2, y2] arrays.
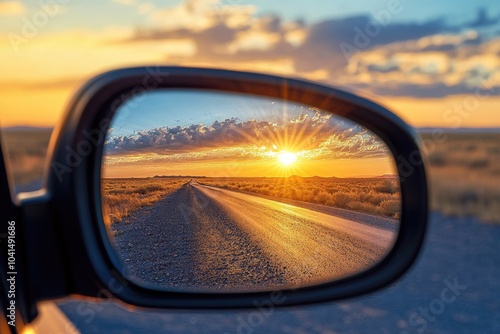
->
[[1, 127, 499, 223], [1, 127, 52, 191], [421, 130, 500, 223]]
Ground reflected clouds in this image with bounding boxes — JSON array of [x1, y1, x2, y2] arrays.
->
[[104, 110, 388, 165]]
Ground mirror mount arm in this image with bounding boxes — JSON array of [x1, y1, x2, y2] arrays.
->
[[0, 140, 60, 327], [0, 140, 26, 331], [17, 191, 70, 322]]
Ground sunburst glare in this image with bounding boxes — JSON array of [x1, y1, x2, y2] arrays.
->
[[278, 151, 297, 165]]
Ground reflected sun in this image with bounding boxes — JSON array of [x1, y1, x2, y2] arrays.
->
[[278, 151, 297, 166]]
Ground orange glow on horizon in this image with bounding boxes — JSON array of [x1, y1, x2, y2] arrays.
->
[[102, 156, 396, 179]]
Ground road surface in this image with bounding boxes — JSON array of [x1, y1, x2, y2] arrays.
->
[[111, 180, 397, 292], [58, 213, 500, 334]]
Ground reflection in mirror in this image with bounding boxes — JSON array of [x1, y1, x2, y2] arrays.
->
[[101, 89, 401, 292]]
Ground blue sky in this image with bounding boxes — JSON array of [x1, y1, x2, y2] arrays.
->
[[2, 0, 498, 33], [111, 90, 312, 137]]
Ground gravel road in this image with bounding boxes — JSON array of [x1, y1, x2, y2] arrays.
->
[[110, 180, 397, 292], [59, 212, 500, 333]]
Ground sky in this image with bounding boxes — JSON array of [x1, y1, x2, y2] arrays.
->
[[0, 0, 500, 128], [102, 90, 397, 178]]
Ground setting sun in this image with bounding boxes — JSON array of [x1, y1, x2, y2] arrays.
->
[[278, 151, 297, 166]]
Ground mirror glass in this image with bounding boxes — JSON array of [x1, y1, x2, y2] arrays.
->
[[101, 89, 401, 292]]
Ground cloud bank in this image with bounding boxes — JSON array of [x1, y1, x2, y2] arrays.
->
[[104, 112, 389, 162], [115, 0, 500, 98]]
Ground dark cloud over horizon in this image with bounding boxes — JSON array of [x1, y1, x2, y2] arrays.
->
[[104, 112, 389, 161]]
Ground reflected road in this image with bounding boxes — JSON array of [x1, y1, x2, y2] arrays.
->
[[111, 180, 398, 291]]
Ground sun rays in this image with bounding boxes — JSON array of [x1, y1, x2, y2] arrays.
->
[[278, 151, 297, 165], [104, 91, 395, 179]]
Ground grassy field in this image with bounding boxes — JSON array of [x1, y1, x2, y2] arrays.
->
[[199, 177, 401, 218], [101, 178, 189, 226], [422, 132, 500, 223]]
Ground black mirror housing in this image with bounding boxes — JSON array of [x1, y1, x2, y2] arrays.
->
[[17, 67, 428, 315]]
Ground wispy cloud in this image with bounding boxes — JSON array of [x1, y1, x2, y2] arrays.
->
[[111, 0, 136, 6], [0, 1, 25, 16], [137, 2, 154, 15], [148, 0, 255, 32], [345, 34, 500, 97]]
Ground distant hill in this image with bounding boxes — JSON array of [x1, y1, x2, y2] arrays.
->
[[2, 126, 53, 133], [418, 127, 500, 134], [153, 175, 206, 179], [375, 174, 399, 179]]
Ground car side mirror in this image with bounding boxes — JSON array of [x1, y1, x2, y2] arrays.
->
[[12, 67, 428, 322]]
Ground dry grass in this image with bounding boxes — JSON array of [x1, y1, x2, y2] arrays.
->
[[422, 132, 500, 223], [101, 178, 189, 226], [199, 176, 401, 218]]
